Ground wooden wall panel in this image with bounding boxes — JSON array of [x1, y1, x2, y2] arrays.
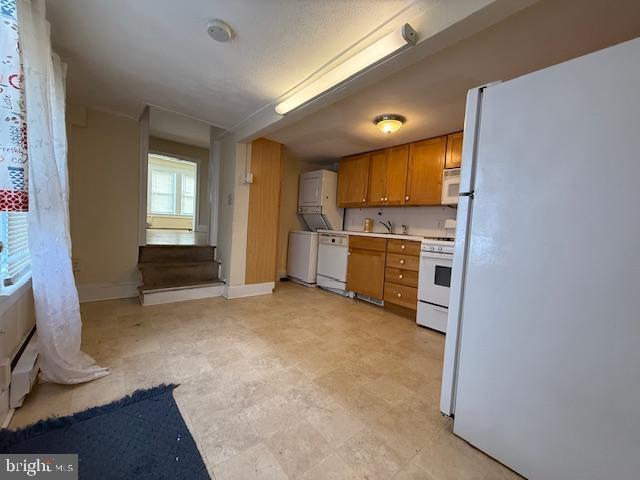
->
[[245, 138, 283, 285]]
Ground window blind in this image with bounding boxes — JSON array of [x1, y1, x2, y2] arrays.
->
[[1, 211, 30, 287], [150, 171, 176, 214]]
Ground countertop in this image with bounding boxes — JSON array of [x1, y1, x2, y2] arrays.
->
[[317, 229, 427, 242]]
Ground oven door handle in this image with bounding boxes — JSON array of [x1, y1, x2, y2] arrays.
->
[[420, 252, 453, 260]]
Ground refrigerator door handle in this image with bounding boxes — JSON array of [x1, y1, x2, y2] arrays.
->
[[458, 82, 500, 195], [439, 88, 493, 418]]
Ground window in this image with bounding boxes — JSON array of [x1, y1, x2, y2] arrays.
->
[[147, 155, 197, 218], [181, 174, 195, 216], [150, 171, 176, 215], [0, 211, 30, 288]]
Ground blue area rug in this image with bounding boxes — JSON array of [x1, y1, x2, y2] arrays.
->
[[0, 384, 209, 479]]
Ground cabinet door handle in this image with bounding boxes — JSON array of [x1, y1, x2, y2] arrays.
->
[[405, 195, 409, 201], [398, 274, 403, 279], [400, 259, 405, 265], [401, 245, 406, 250], [380, 196, 384, 201], [397, 293, 402, 298], [347, 251, 351, 256], [362, 198, 366, 202]]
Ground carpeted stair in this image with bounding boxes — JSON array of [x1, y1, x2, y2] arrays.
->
[[138, 246, 223, 304]]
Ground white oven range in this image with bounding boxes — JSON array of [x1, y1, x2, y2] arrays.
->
[[417, 239, 454, 332]]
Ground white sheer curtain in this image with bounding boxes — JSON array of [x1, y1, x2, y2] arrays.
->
[[18, 0, 109, 384]]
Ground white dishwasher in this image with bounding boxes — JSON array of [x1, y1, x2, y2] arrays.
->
[[317, 233, 350, 295]]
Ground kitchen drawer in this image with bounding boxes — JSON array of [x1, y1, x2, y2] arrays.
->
[[387, 239, 421, 256], [349, 236, 387, 252], [386, 253, 420, 271], [385, 267, 418, 287], [384, 282, 418, 310]]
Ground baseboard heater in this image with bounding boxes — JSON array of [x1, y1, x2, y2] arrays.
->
[[0, 328, 39, 426]]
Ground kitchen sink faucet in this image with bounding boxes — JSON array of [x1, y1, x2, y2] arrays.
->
[[378, 220, 392, 234]]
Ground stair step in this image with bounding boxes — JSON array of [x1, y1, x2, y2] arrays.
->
[[139, 280, 225, 306], [138, 260, 220, 268], [139, 245, 215, 263], [139, 262, 220, 287], [139, 278, 224, 293]]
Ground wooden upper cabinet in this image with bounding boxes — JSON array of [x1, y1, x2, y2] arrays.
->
[[445, 131, 463, 169], [367, 150, 387, 206], [337, 153, 370, 207], [405, 136, 446, 206], [367, 145, 409, 206], [386, 145, 409, 205]]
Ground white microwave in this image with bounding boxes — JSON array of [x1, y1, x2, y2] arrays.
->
[[441, 168, 460, 205]]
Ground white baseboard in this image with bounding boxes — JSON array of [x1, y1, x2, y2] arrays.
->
[[77, 282, 139, 303], [224, 282, 274, 299], [142, 284, 225, 306]]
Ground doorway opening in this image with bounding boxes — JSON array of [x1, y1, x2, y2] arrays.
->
[[146, 153, 204, 245]]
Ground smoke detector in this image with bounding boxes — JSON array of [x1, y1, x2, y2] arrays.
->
[[207, 19, 233, 42]]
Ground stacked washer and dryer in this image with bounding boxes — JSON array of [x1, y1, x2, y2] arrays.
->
[[286, 170, 344, 289]]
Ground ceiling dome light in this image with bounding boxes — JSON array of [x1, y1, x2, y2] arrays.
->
[[375, 114, 405, 134]]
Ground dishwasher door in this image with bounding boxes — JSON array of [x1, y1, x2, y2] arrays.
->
[[317, 234, 348, 282]]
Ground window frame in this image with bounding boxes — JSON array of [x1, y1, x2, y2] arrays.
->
[[146, 154, 198, 222], [180, 173, 195, 216]]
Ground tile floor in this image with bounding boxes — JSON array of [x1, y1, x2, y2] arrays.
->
[[10, 283, 521, 480]]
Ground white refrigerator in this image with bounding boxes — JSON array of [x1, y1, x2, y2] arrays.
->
[[440, 37, 640, 480]]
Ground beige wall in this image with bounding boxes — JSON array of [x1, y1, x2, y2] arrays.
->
[[67, 104, 140, 292], [216, 138, 251, 286], [149, 137, 209, 230], [276, 148, 317, 279]]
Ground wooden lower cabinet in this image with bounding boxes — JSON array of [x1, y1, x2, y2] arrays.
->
[[383, 239, 421, 311], [346, 236, 421, 310], [387, 239, 421, 256], [386, 252, 420, 271], [385, 267, 418, 287], [384, 282, 418, 310], [346, 237, 387, 299]]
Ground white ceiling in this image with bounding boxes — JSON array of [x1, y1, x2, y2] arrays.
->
[[267, 0, 640, 161], [46, 0, 416, 129], [149, 107, 219, 149]]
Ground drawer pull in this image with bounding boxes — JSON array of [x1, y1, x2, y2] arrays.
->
[[400, 259, 405, 265], [398, 274, 403, 279], [397, 293, 402, 298], [401, 245, 406, 250]]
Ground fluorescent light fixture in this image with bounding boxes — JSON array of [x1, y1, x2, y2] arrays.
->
[[275, 23, 417, 115]]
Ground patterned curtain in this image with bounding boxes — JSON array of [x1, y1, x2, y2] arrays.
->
[[0, 0, 28, 212]]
